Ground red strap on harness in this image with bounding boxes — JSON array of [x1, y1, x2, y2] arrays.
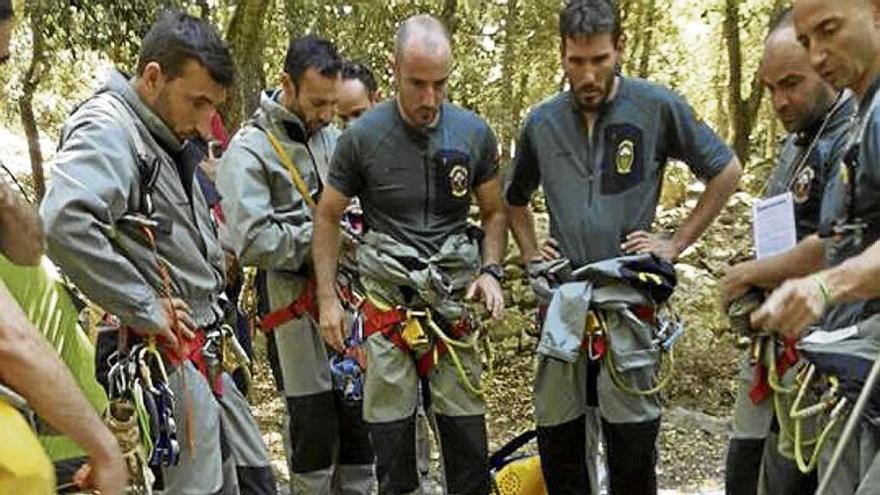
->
[[576, 305, 654, 359], [749, 337, 800, 405], [163, 330, 223, 395], [361, 299, 410, 353], [360, 300, 471, 378], [260, 281, 319, 332]]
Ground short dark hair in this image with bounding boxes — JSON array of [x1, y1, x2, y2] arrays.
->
[[283, 35, 343, 86], [342, 61, 378, 94], [0, 0, 13, 21], [559, 0, 621, 45], [136, 10, 235, 87]]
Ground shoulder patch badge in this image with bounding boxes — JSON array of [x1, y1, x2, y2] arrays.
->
[[449, 165, 470, 198], [616, 139, 635, 175], [792, 167, 815, 204]]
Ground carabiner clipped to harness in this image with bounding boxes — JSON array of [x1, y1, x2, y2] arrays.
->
[[142, 337, 181, 468], [331, 313, 367, 403], [601, 305, 681, 397], [786, 364, 848, 473]]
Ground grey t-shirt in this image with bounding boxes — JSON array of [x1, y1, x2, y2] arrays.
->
[[506, 76, 734, 266], [766, 95, 854, 240], [820, 78, 880, 321], [327, 100, 498, 257]]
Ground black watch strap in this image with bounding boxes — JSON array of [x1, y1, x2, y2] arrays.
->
[[480, 263, 505, 282]]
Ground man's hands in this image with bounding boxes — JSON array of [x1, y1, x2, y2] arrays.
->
[[721, 261, 758, 308], [466, 273, 504, 320], [750, 275, 828, 338], [73, 444, 128, 495], [157, 298, 197, 348], [539, 238, 562, 261], [622, 231, 684, 262], [318, 294, 346, 353]]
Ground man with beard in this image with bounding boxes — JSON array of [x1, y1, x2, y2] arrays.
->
[[751, 0, 880, 493], [505, 1, 741, 493], [41, 11, 276, 494], [217, 35, 374, 494], [313, 14, 506, 495], [721, 9, 855, 495]]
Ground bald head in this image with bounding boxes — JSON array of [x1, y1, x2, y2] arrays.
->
[[793, 0, 880, 97], [393, 15, 453, 128], [394, 14, 452, 68], [762, 11, 836, 132]]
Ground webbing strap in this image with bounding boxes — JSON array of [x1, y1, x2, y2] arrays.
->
[[260, 281, 319, 331], [265, 128, 316, 210], [360, 299, 472, 378]]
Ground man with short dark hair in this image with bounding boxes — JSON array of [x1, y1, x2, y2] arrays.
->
[[217, 35, 374, 494], [720, 9, 855, 495], [338, 61, 380, 127], [749, 0, 880, 493], [0, 2, 126, 494], [506, 1, 741, 493], [41, 11, 276, 494], [313, 14, 506, 495]]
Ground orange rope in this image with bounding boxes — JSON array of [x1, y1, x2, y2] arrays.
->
[[142, 226, 196, 459]]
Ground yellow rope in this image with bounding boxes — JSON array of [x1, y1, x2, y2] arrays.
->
[[265, 128, 317, 210], [424, 309, 488, 398], [599, 310, 675, 396]]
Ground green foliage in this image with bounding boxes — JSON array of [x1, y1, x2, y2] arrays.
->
[[0, 256, 108, 461]]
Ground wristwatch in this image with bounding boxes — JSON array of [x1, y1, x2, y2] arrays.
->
[[479, 263, 505, 282]]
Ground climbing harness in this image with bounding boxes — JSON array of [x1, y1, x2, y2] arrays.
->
[[599, 304, 683, 396], [532, 254, 682, 396], [359, 294, 491, 398]]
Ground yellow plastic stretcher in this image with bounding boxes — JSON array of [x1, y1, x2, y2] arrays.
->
[[0, 398, 55, 495]]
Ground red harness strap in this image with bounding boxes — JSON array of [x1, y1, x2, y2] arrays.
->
[[360, 299, 472, 378], [361, 298, 409, 353], [260, 281, 319, 332], [577, 305, 656, 359], [749, 337, 800, 405], [163, 330, 223, 394]]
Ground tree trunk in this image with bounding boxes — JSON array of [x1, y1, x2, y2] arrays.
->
[[723, 0, 750, 162], [724, 0, 788, 163], [637, 0, 657, 78], [441, 0, 458, 42], [623, 0, 643, 75], [499, 0, 519, 162], [197, 0, 210, 20], [224, 0, 271, 131], [19, 3, 48, 202]]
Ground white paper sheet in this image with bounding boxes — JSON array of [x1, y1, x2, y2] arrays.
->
[[753, 192, 798, 259], [802, 325, 859, 345]]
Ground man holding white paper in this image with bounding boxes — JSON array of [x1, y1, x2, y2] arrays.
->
[[720, 9, 856, 495]]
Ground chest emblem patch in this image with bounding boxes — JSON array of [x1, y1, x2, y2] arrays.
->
[[792, 167, 815, 204], [449, 165, 470, 198], [616, 139, 635, 175]]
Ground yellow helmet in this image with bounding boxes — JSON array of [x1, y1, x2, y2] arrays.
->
[[493, 455, 547, 495]]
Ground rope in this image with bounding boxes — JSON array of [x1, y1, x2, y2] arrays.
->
[[142, 225, 196, 459], [423, 308, 490, 398], [598, 310, 676, 396], [265, 129, 316, 210]]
